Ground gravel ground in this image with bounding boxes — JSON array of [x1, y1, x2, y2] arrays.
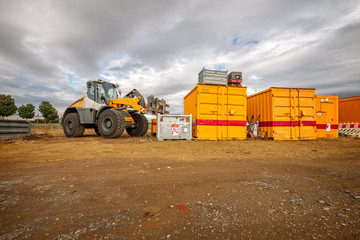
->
[[0, 130, 359, 239]]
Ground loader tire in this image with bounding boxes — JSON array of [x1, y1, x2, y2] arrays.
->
[[126, 113, 148, 137], [98, 109, 125, 139], [63, 113, 85, 137]]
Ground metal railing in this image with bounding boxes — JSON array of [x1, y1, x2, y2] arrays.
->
[[0, 119, 31, 140]]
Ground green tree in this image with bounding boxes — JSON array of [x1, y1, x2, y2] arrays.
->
[[38, 101, 58, 121], [18, 103, 35, 119], [0, 94, 17, 118]]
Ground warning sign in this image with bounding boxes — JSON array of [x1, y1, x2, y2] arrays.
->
[[171, 127, 179, 136], [326, 123, 331, 132]]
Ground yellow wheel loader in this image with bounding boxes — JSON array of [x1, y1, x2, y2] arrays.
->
[[60, 79, 148, 138]]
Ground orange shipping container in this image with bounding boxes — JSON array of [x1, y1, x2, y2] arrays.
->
[[184, 84, 247, 140], [247, 88, 316, 140], [315, 95, 338, 138], [339, 96, 360, 123]]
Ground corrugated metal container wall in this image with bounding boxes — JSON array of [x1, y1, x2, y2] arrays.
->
[[339, 96, 360, 123], [247, 88, 316, 140], [315, 95, 338, 138], [184, 84, 247, 140]]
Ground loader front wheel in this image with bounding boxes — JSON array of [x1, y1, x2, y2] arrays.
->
[[126, 113, 148, 137], [98, 109, 125, 138], [63, 113, 85, 137]]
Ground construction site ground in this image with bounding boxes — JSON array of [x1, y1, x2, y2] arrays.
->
[[1, 128, 360, 240]]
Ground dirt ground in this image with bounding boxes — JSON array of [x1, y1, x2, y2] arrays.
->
[[0, 129, 360, 240]]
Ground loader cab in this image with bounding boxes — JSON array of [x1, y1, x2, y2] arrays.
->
[[87, 80, 120, 104]]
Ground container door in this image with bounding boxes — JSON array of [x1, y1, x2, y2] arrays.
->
[[322, 98, 338, 138], [316, 96, 338, 138], [227, 87, 247, 139], [272, 88, 296, 140], [296, 89, 316, 139], [196, 85, 220, 140], [217, 86, 247, 140], [273, 88, 316, 140]]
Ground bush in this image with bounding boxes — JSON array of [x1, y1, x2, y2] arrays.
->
[[18, 104, 35, 119], [0, 94, 17, 118], [38, 101, 58, 121]]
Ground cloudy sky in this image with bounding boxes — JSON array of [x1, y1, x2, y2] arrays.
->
[[1, 0, 359, 114]]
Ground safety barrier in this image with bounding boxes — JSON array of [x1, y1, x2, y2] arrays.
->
[[0, 119, 31, 140], [339, 123, 360, 138]]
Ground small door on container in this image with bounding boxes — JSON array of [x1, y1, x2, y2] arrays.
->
[[317, 97, 338, 137]]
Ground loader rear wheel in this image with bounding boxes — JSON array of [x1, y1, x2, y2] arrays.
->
[[98, 109, 125, 138], [63, 113, 85, 137], [126, 113, 148, 137]]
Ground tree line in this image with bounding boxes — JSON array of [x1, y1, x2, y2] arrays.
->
[[0, 94, 58, 121]]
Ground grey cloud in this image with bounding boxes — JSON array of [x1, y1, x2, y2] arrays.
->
[[243, 21, 360, 98], [0, 0, 359, 115]]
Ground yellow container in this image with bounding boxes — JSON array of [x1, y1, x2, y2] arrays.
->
[[247, 88, 316, 140], [184, 84, 247, 140], [315, 95, 338, 138], [339, 96, 360, 123]]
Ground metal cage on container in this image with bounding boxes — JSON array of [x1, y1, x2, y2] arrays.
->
[[198, 68, 228, 86]]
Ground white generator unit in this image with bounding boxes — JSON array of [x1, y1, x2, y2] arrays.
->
[[156, 114, 192, 141]]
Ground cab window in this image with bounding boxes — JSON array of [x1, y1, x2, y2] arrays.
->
[[87, 82, 95, 101]]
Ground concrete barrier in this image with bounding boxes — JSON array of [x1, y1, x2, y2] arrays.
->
[[0, 119, 31, 140], [339, 123, 359, 138]]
